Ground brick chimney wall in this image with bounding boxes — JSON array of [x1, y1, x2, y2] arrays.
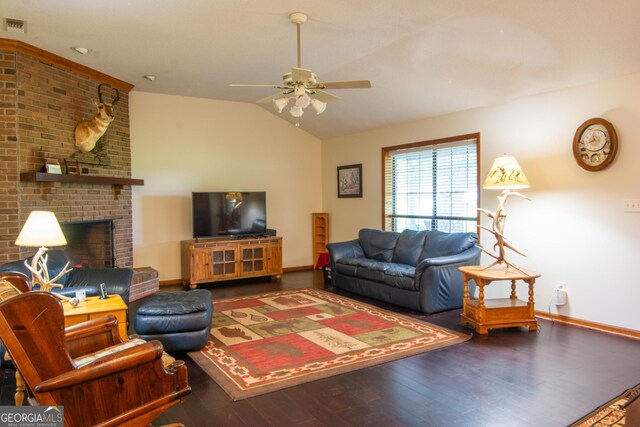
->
[[0, 41, 135, 267]]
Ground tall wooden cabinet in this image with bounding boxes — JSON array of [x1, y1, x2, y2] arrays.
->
[[312, 213, 329, 267], [181, 236, 282, 289]]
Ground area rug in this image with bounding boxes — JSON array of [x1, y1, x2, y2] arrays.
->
[[189, 288, 470, 400], [570, 384, 640, 427]]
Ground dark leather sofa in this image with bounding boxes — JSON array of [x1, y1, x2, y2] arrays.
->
[[0, 249, 133, 303], [327, 228, 481, 314]]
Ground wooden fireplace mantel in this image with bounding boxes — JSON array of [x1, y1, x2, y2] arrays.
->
[[20, 172, 144, 187]]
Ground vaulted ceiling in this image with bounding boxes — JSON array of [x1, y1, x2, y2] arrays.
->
[[4, 0, 640, 139]]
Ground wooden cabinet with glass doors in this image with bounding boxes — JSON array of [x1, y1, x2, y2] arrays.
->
[[181, 236, 282, 289]]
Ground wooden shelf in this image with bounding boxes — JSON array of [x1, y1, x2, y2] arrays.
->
[[20, 172, 144, 186], [312, 213, 329, 268]]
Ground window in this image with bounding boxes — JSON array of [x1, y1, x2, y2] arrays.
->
[[382, 134, 479, 233]]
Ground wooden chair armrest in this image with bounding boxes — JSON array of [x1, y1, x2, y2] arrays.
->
[[65, 315, 126, 358], [65, 315, 124, 343], [35, 340, 163, 393]]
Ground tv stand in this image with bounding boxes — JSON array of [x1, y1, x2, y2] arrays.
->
[[181, 236, 282, 289]]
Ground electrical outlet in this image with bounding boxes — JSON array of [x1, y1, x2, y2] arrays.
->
[[623, 199, 640, 213], [552, 282, 567, 306]]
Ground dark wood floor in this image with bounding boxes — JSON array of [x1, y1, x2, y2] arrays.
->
[[2, 271, 640, 426]]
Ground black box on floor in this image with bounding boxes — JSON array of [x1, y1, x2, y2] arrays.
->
[[323, 266, 332, 284]]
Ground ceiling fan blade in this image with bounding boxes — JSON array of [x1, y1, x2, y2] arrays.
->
[[310, 89, 341, 103], [314, 80, 372, 89], [256, 91, 293, 104], [230, 84, 291, 89]]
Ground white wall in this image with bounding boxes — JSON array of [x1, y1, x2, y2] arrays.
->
[[130, 92, 322, 281], [322, 72, 640, 331]]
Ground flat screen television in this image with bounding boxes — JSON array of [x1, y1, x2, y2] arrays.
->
[[192, 192, 267, 239]]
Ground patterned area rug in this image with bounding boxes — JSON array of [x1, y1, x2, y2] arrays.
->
[[189, 288, 470, 400], [570, 384, 640, 427]]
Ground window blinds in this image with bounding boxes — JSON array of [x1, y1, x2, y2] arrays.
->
[[383, 138, 478, 233]]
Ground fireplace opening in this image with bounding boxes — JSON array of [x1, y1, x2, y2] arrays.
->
[[60, 220, 115, 268]]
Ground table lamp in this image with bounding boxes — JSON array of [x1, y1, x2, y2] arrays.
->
[[15, 211, 72, 292], [477, 155, 530, 272]]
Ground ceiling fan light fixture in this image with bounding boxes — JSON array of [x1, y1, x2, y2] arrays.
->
[[230, 11, 370, 121], [273, 97, 290, 113], [290, 105, 304, 118], [310, 98, 327, 115], [296, 93, 310, 108]]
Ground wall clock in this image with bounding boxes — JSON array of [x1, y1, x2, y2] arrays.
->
[[573, 118, 618, 171]]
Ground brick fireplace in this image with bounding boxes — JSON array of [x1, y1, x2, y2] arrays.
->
[[60, 220, 115, 268], [0, 39, 137, 267]]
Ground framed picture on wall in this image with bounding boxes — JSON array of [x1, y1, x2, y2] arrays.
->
[[64, 158, 80, 175], [43, 159, 62, 174], [337, 164, 362, 198]]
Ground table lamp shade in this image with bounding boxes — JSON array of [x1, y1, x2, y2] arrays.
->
[[483, 155, 530, 190], [15, 211, 67, 247]]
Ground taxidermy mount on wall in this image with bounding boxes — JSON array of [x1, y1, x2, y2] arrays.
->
[[74, 83, 120, 153]]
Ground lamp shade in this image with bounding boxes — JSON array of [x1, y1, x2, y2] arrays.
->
[[310, 98, 326, 115], [15, 211, 67, 247], [483, 155, 530, 190], [273, 97, 290, 113]]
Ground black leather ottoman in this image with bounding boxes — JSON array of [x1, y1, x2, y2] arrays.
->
[[134, 290, 212, 353]]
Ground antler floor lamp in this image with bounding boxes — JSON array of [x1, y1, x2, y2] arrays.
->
[[477, 155, 530, 273], [15, 211, 72, 292]]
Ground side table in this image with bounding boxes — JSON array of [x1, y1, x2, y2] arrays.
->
[[459, 265, 541, 334], [62, 295, 128, 340]]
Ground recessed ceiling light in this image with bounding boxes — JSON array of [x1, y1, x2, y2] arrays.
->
[[73, 47, 89, 55], [143, 75, 156, 82]]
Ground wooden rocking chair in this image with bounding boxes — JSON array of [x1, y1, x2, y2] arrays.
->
[[0, 291, 190, 427]]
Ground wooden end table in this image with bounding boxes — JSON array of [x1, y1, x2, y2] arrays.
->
[[459, 265, 541, 335], [61, 294, 128, 339], [14, 294, 128, 405]]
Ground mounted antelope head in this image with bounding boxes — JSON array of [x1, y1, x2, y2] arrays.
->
[[74, 83, 120, 153]]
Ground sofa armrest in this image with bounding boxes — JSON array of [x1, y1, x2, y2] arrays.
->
[[326, 240, 364, 265], [416, 246, 482, 271], [415, 246, 481, 314], [67, 267, 134, 303], [326, 240, 364, 286]]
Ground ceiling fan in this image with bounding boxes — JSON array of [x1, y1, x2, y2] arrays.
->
[[230, 12, 372, 118]]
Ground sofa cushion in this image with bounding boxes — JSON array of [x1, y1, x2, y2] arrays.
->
[[358, 229, 399, 262], [385, 264, 416, 278], [335, 258, 416, 286], [335, 262, 357, 276], [392, 229, 427, 266], [382, 263, 417, 290], [336, 257, 389, 281], [420, 230, 478, 259], [357, 266, 386, 282]]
